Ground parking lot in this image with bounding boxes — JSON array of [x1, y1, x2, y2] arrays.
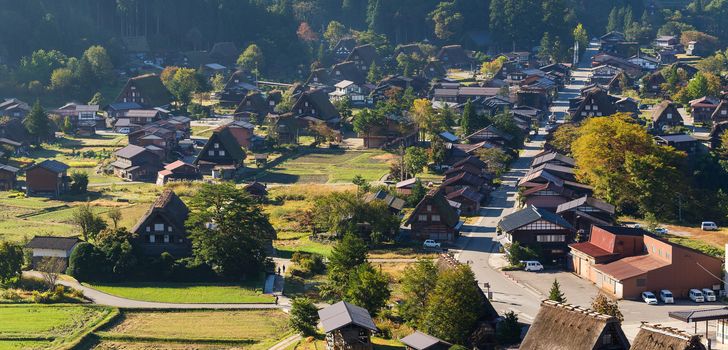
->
[[505, 267, 728, 341]]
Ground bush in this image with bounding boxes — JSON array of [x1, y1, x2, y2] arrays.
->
[[290, 252, 326, 277], [289, 297, 319, 336], [18, 276, 48, 292], [31, 285, 81, 304], [66, 242, 106, 281], [170, 258, 217, 282], [1, 289, 22, 301]]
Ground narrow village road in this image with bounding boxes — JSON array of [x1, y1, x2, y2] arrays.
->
[[453, 43, 597, 322]]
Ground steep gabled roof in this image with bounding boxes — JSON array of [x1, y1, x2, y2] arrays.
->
[[27, 159, 69, 174], [400, 331, 452, 350], [405, 189, 460, 227], [520, 300, 630, 350], [498, 205, 574, 233], [446, 187, 484, 204], [132, 189, 189, 234], [117, 74, 173, 107], [630, 323, 705, 350], [531, 152, 575, 168], [651, 100, 682, 122], [330, 61, 366, 84], [437, 45, 471, 65], [364, 190, 405, 212], [115, 144, 150, 159], [346, 44, 381, 67], [292, 89, 340, 121], [556, 196, 616, 215], [319, 301, 378, 333], [235, 92, 269, 115]]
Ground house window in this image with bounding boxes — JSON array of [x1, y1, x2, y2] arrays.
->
[[146, 226, 150, 232], [536, 235, 566, 242], [667, 113, 672, 119], [164, 235, 170, 243], [602, 334, 613, 345], [426, 205, 432, 211], [154, 223, 164, 231], [219, 150, 225, 156], [418, 214, 428, 221], [432, 215, 441, 222], [722, 110, 727, 115], [168, 226, 172, 232], [593, 105, 598, 110], [149, 235, 155, 243], [208, 150, 215, 156], [214, 143, 219, 149], [636, 278, 646, 287]]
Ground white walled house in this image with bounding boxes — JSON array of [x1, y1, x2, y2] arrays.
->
[[26, 236, 82, 270]]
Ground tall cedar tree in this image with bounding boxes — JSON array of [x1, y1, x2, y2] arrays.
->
[[24, 100, 51, 144], [421, 264, 483, 344], [289, 297, 320, 336], [344, 262, 391, 316], [460, 99, 476, 135], [399, 259, 438, 325], [186, 183, 276, 280], [327, 232, 368, 292], [548, 279, 566, 303]]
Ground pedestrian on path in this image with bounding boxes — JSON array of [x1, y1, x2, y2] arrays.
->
[[282, 265, 286, 273], [277, 267, 281, 275]]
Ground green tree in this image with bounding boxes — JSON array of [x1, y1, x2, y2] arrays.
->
[[324, 21, 348, 48], [429, 1, 464, 41], [70, 203, 107, 241], [367, 62, 382, 83], [88, 92, 104, 106], [408, 179, 426, 207], [460, 100, 476, 135], [344, 263, 391, 316], [289, 297, 320, 335], [548, 279, 566, 303], [495, 311, 521, 345], [399, 259, 438, 325], [573, 23, 588, 51], [352, 174, 370, 194], [24, 100, 51, 144], [95, 227, 138, 276], [83, 45, 114, 81], [165, 67, 200, 105], [327, 232, 368, 294], [430, 136, 447, 165], [237, 44, 264, 74], [107, 207, 122, 230], [475, 147, 512, 177], [62, 116, 73, 134], [367, 0, 385, 33], [421, 264, 483, 344], [0, 242, 23, 285], [65, 242, 105, 281], [69, 171, 89, 194], [50, 68, 74, 90], [591, 293, 623, 321], [404, 147, 428, 177], [186, 183, 276, 279]]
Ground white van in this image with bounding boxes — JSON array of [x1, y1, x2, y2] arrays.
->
[[523, 261, 544, 272], [702, 288, 717, 302], [689, 289, 705, 303], [702, 222, 719, 231], [659, 290, 674, 304]]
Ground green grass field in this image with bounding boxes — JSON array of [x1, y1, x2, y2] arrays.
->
[[255, 149, 393, 184], [98, 309, 290, 349], [83, 282, 275, 304], [0, 304, 113, 349]]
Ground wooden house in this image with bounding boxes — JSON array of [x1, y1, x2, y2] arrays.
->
[[234, 92, 271, 120], [655, 134, 698, 154], [51, 103, 103, 135], [422, 60, 446, 80], [690, 96, 719, 125], [441, 170, 486, 195], [156, 160, 201, 185], [114, 74, 173, 108], [209, 42, 239, 66], [329, 80, 370, 106], [319, 301, 378, 350], [330, 61, 366, 85], [112, 145, 162, 181], [711, 100, 728, 124], [0, 98, 30, 118], [132, 189, 191, 257], [531, 152, 575, 169], [400, 332, 451, 350], [360, 115, 417, 149], [569, 88, 618, 122], [651, 101, 683, 132], [405, 189, 462, 243], [497, 205, 576, 263], [26, 160, 69, 197], [465, 125, 514, 146], [332, 38, 357, 62], [395, 178, 418, 195], [364, 190, 405, 215], [520, 300, 630, 350], [642, 72, 666, 96], [292, 89, 341, 124], [520, 181, 579, 211], [445, 187, 483, 215], [243, 181, 268, 198], [615, 97, 640, 118], [346, 44, 381, 74], [194, 127, 246, 177], [0, 164, 18, 190], [436, 45, 471, 69], [556, 196, 616, 235], [599, 31, 638, 58], [710, 121, 728, 149], [221, 120, 263, 150], [219, 70, 259, 106], [26, 236, 82, 271]]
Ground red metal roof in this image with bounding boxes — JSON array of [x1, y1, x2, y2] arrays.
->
[[593, 254, 670, 281], [569, 242, 617, 258]]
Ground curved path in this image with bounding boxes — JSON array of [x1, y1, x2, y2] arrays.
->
[[24, 271, 286, 309]]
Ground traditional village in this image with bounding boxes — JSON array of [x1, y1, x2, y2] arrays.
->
[[3, 1, 728, 350]]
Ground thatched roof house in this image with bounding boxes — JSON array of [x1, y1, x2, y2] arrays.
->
[[630, 323, 705, 350], [520, 300, 630, 350]]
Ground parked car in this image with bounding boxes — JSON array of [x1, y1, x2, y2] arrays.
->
[[523, 260, 544, 272], [659, 289, 674, 304], [702, 288, 717, 302], [641, 291, 658, 305], [701, 221, 719, 231], [423, 240, 441, 248], [689, 289, 705, 303], [654, 227, 668, 235]]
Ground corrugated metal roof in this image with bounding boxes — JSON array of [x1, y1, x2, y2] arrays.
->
[[593, 254, 669, 281], [400, 331, 451, 350], [318, 301, 378, 333]]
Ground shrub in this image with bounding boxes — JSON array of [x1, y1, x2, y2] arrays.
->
[[66, 242, 106, 281], [289, 297, 319, 336], [1, 289, 22, 301], [18, 276, 48, 292]]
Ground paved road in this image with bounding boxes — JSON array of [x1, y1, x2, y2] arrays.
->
[[453, 43, 597, 323]]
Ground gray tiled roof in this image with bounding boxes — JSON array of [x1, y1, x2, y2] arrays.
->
[[400, 331, 451, 350], [318, 301, 378, 333], [498, 205, 574, 232]]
